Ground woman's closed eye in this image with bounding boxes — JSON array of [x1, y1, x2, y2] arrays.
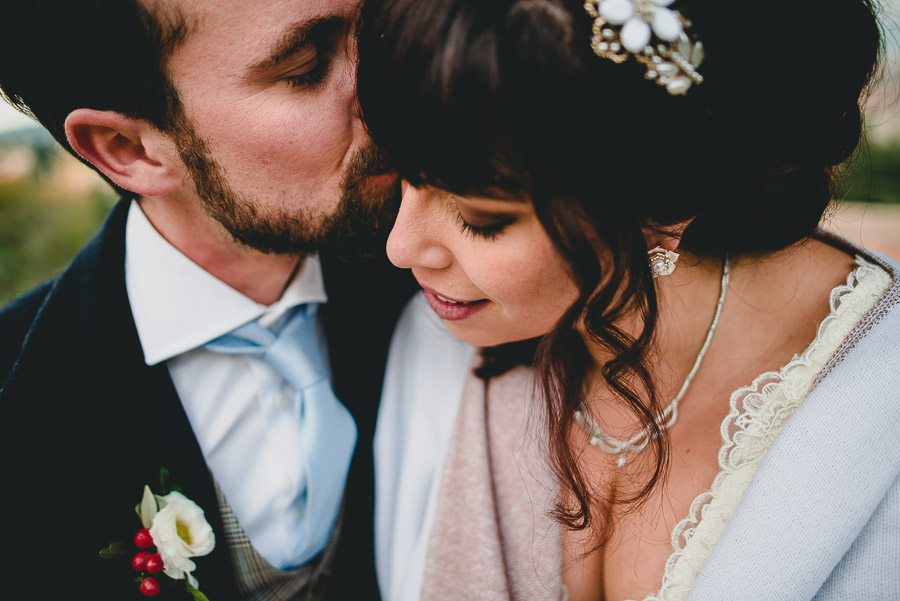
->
[[456, 211, 516, 240]]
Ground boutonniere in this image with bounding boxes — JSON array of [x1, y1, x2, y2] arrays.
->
[[100, 473, 215, 599]]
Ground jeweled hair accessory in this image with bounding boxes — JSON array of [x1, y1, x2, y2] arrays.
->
[[583, 0, 704, 95]]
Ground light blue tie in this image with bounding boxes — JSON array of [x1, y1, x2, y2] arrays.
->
[[204, 304, 357, 566]]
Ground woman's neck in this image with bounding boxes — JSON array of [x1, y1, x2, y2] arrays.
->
[[580, 253, 727, 417]]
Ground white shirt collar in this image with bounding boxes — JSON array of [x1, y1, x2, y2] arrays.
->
[[125, 200, 328, 366]]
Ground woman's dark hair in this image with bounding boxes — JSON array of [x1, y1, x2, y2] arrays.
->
[[358, 0, 883, 540], [0, 2, 190, 199]]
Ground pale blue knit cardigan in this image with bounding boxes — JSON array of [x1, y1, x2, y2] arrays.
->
[[688, 245, 900, 601]]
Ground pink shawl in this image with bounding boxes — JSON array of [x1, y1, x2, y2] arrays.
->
[[421, 366, 563, 601]]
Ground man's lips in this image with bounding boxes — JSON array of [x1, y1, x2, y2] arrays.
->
[[421, 287, 489, 321], [363, 171, 399, 185]]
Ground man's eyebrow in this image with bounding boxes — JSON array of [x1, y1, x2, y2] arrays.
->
[[246, 16, 346, 75]]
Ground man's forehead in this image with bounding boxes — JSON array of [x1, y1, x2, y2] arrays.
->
[[145, 0, 358, 33], [142, 0, 358, 90], [148, 0, 357, 71]]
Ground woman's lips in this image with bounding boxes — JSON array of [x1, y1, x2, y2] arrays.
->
[[422, 287, 489, 321]]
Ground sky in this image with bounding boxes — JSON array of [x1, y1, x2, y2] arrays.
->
[[1, 1, 899, 135], [0, 100, 34, 133]]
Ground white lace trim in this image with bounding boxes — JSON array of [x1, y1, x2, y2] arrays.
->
[[635, 256, 892, 601]]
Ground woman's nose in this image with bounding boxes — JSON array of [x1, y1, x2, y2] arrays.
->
[[386, 185, 454, 271]]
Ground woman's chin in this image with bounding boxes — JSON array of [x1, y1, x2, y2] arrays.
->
[[443, 320, 538, 349]]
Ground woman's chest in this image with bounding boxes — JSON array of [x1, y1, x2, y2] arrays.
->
[[601, 446, 721, 601], [562, 384, 730, 601]]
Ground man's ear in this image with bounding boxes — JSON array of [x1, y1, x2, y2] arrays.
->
[[64, 109, 184, 197]]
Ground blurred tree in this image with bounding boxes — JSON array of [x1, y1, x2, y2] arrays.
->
[[842, 141, 900, 204], [0, 179, 113, 305]]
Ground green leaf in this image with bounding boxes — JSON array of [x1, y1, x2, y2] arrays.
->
[[184, 583, 211, 601], [98, 541, 131, 559], [138, 485, 158, 528], [159, 467, 171, 491], [159, 467, 181, 496], [159, 466, 183, 495]]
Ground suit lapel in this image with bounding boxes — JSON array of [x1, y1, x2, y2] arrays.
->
[[319, 253, 415, 601], [0, 199, 238, 600]]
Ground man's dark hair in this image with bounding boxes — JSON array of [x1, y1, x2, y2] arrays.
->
[[0, 1, 191, 198]]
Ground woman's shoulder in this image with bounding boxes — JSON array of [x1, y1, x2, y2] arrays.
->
[[808, 232, 900, 377], [815, 227, 900, 281]]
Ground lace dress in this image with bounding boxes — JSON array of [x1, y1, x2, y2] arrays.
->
[[637, 256, 892, 601]]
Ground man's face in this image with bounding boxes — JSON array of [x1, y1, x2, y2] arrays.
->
[[160, 0, 397, 255]]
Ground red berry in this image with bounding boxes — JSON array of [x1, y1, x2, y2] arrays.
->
[[139, 577, 161, 597], [131, 551, 151, 571], [134, 528, 154, 549], [144, 553, 164, 574]]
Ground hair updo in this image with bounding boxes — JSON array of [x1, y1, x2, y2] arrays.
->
[[358, 0, 883, 536]]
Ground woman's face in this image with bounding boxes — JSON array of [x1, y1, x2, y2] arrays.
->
[[387, 182, 579, 347]]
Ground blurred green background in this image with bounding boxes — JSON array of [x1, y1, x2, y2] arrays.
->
[[843, 141, 900, 204], [0, 129, 116, 305]]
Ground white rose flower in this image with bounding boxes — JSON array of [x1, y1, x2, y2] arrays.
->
[[148, 491, 216, 589]]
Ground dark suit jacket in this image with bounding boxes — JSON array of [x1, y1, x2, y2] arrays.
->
[[0, 199, 412, 600]]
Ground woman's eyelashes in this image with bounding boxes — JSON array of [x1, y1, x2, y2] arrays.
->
[[456, 211, 515, 240]]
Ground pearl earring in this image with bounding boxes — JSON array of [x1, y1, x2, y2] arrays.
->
[[648, 246, 679, 277]]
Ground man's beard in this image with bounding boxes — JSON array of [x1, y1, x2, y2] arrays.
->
[[171, 119, 399, 259]]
